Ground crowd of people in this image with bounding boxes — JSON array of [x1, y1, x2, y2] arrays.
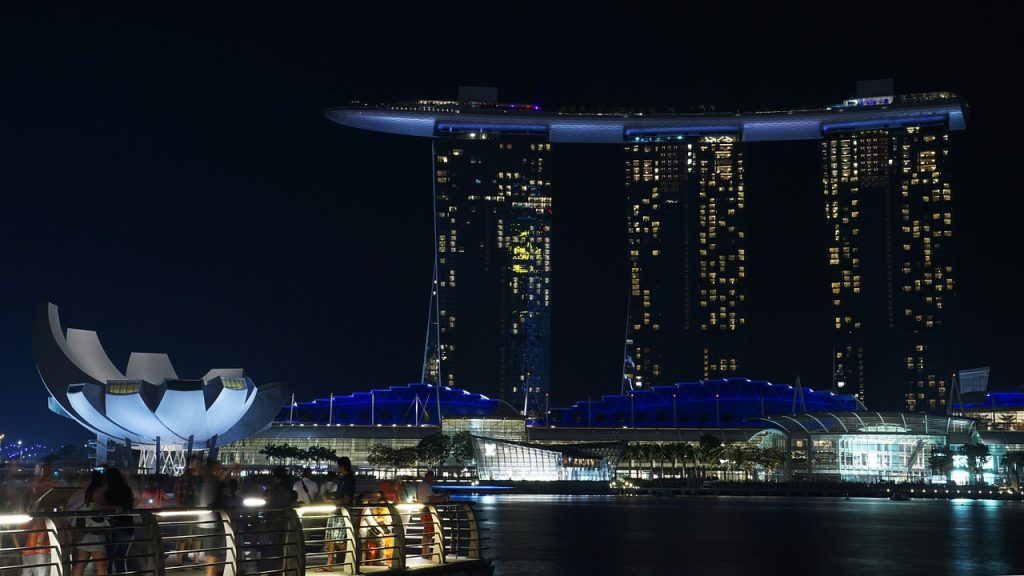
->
[[0, 457, 448, 575]]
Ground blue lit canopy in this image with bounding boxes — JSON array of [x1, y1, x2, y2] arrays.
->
[[954, 392, 1024, 410], [544, 378, 864, 428], [278, 383, 521, 426]]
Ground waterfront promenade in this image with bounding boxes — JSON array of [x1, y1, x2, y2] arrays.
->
[[619, 480, 1022, 500]]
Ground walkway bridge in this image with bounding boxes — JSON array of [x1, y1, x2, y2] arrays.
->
[[0, 502, 490, 576]]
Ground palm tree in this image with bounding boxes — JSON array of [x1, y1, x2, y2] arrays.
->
[[694, 435, 724, 484], [307, 446, 337, 470], [260, 443, 286, 466], [285, 445, 307, 469], [960, 443, 991, 485], [623, 443, 645, 479], [757, 447, 786, 481], [726, 445, 751, 481], [1001, 451, 1024, 490], [674, 443, 695, 482]]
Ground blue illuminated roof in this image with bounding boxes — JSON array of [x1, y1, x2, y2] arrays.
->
[[326, 96, 966, 143], [954, 392, 1024, 410], [277, 383, 521, 425], [542, 378, 863, 428]]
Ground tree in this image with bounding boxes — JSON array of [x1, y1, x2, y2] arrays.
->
[[725, 444, 755, 481], [694, 435, 724, 483], [1002, 451, 1024, 490], [449, 431, 475, 466], [366, 444, 395, 471], [621, 443, 638, 478], [284, 445, 307, 469], [260, 443, 288, 466], [307, 446, 337, 470], [960, 443, 991, 485], [417, 432, 451, 469], [394, 447, 419, 471], [758, 447, 786, 480], [669, 442, 694, 481]]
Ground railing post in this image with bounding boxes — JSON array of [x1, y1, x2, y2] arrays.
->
[[217, 510, 236, 576], [424, 504, 445, 564], [339, 507, 358, 575], [137, 510, 165, 576], [387, 505, 407, 570], [39, 515, 65, 576], [282, 508, 305, 576], [460, 503, 480, 559]]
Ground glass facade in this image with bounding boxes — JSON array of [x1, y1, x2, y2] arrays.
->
[[794, 433, 947, 482], [470, 436, 610, 481], [216, 427, 427, 470], [443, 417, 527, 443], [823, 124, 957, 413], [623, 135, 747, 386], [434, 135, 552, 417]]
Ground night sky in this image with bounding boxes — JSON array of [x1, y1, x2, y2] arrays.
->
[[2, 5, 1019, 447]]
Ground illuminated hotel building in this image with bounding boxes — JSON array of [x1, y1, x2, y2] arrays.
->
[[433, 129, 552, 417], [624, 134, 746, 386], [823, 93, 960, 413], [327, 87, 965, 410]]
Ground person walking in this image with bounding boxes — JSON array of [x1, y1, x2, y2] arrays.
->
[[293, 468, 318, 504], [319, 457, 355, 572]]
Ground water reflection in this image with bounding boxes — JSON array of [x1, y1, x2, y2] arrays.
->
[[460, 495, 1024, 576]]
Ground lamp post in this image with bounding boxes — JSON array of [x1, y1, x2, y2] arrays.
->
[[630, 393, 635, 428], [715, 394, 721, 430], [673, 394, 677, 428]]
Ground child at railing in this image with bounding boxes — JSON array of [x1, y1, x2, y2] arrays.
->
[[358, 492, 394, 566]]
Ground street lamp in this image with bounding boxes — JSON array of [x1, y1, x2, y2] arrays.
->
[[672, 394, 677, 428]]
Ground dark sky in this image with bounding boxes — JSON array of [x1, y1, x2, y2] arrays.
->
[[2, 5, 1019, 446]]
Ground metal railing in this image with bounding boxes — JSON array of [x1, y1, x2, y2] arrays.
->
[[0, 502, 483, 575]]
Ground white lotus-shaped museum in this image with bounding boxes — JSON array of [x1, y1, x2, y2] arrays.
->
[[34, 302, 289, 448]]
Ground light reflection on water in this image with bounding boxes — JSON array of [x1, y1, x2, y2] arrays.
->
[[455, 495, 1024, 576]]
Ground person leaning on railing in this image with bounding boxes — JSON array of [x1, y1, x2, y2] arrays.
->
[[71, 476, 110, 576], [173, 460, 203, 566], [101, 467, 136, 576], [16, 517, 51, 576], [415, 471, 447, 560]]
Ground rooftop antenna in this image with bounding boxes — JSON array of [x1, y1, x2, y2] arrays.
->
[[791, 375, 806, 414], [948, 371, 964, 416], [621, 294, 635, 395], [421, 140, 443, 387]]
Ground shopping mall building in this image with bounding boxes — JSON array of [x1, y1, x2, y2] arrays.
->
[[216, 379, 1002, 484]]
